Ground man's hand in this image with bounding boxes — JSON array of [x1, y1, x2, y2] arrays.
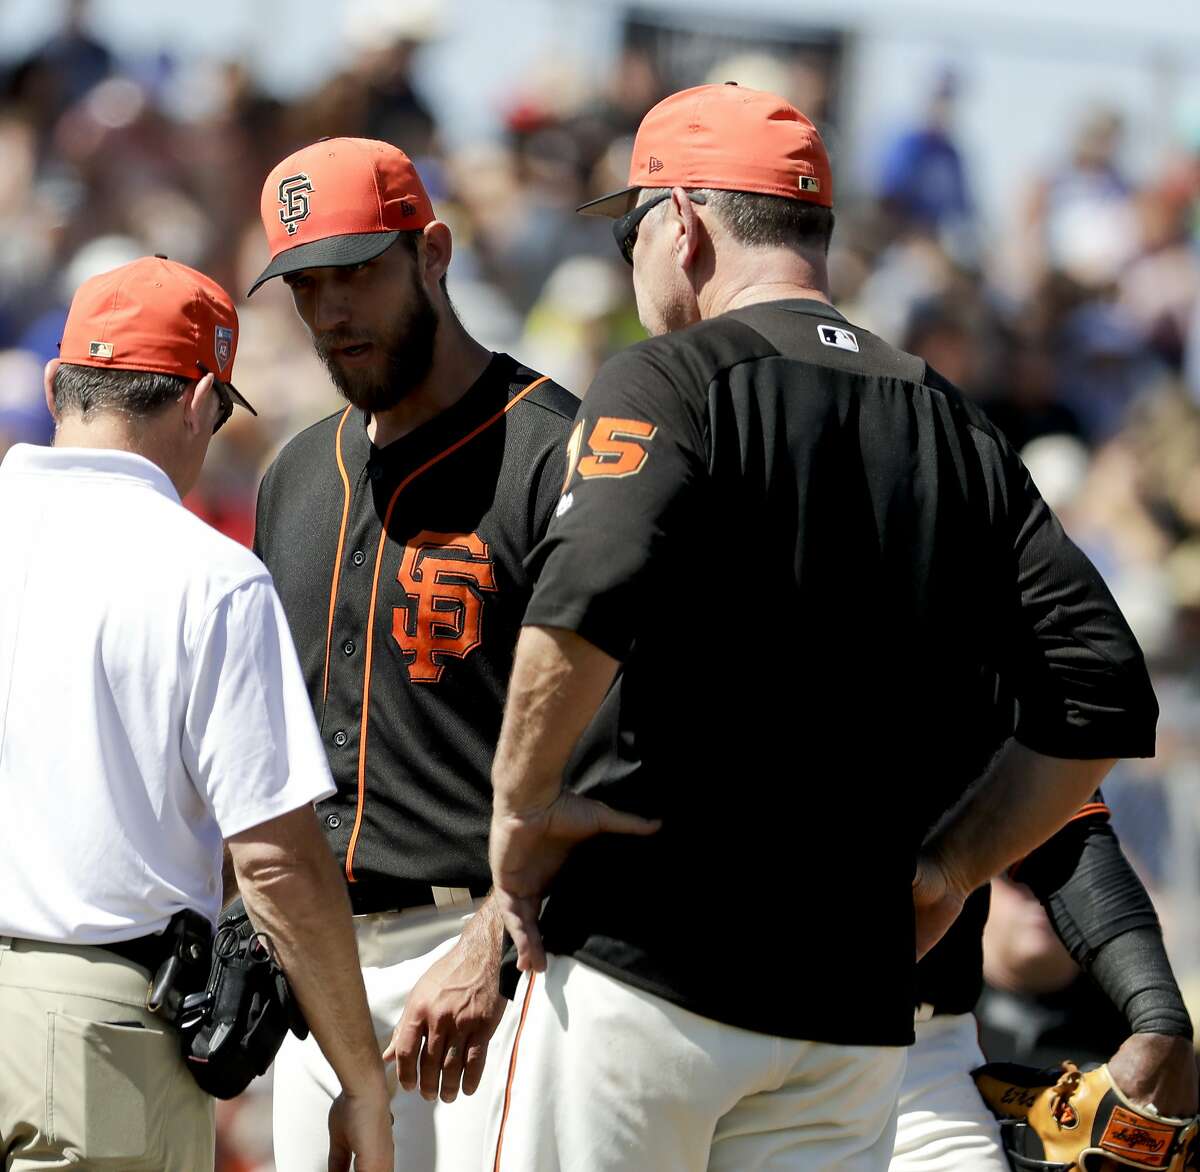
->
[[1107, 1032, 1200, 1120], [326, 1088, 394, 1172], [912, 851, 970, 960], [383, 903, 507, 1104], [490, 793, 660, 974]]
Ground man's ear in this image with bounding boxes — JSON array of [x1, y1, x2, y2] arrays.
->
[[420, 221, 453, 289], [670, 187, 703, 273], [43, 358, 61, 419], [182, 372, 216, 436]]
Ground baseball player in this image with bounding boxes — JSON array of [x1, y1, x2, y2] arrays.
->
[[895, 724, 1195, 1171], [484, 83, 1160, 1171], [0, 257, 392, 1171], [245, 138, 579, 1170]]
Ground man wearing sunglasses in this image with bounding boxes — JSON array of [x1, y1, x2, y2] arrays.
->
[[0, 257, 394, 1171], [485, 84, 1162, 1170]]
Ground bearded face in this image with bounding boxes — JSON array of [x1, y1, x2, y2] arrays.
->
[[313, 266, 440, 414]]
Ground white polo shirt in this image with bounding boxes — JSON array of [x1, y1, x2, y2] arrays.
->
[[0, 444, 336, 944]]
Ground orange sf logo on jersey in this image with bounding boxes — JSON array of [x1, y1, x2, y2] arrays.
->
[[392, 531, 497, 683]]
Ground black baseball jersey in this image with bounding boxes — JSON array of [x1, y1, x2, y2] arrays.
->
[[522, 299, 1158, 1046], [254, 353, 576, 912]]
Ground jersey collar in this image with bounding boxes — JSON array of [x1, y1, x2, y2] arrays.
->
[[767, 298, 850, 324], [342, 352, 517, 472]]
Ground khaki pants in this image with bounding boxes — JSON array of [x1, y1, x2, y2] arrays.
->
[[0, 936, 214, 1171]]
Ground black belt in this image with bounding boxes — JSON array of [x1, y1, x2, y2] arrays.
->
[[97, 932, 174, 976], [347, 879, 490, 917]]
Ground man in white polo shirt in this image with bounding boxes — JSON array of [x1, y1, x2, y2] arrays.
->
[[0, 257, 393, 1172]]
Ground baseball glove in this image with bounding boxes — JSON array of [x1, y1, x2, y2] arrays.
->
[[972, 1059, 1198, 1171]]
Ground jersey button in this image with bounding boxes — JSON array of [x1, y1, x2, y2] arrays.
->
[[352, 550, 366, 566], [332, 729, 348, 747], [326, 813, 342, 830], [342, 640, 356, 656]]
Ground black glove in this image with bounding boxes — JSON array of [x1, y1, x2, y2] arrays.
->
[[177, 897, 308, 1099]]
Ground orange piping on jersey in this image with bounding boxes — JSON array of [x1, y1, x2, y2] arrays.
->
[[492, 972, 538, 1172], [323, 406, 354, 704], [344, 376, 550, 883]]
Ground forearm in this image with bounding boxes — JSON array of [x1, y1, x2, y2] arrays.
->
[[229, 810, 386, 1100], [455, 892, 504, 970], [926, 741, 1115, 894], [492, 626, 618, 814], [221, 844, 239, 908]]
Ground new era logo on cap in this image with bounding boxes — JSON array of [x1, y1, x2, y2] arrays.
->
[[648, 156, 664, 174]]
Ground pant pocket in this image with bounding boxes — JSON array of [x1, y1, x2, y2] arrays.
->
[[46, 1011, 165, 1161]]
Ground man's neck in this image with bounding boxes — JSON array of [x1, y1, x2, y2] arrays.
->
[[366, 320, 492, 450], [698, 248, 833, 321], [53, 416, 183, 492]]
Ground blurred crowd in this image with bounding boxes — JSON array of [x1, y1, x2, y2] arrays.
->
[[5, 2, 1200, 1166]]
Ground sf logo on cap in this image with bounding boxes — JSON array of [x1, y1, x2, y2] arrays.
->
[[277, 173, 314, 235]]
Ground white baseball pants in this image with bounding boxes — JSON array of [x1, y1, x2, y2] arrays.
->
[[889, 1013, 1007, 1171], [271, 904, 509, 1172], [478, 954, 907, 1172]]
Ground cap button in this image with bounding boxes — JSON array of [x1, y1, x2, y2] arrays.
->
[[317, 136, 331, 142], [154, 253, 168, 259], [724, 81, 738, 85]]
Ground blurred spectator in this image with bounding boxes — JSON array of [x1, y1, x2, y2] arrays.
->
[[876, 69, 973, 239], [1021, 106, 1139, 291], [977, 876, 1129, 1067], [2, 0, 112, 156]]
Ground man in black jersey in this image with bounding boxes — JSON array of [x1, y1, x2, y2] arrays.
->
[[246, 137, 580, 1172], [484, 84, 1168, 1171]]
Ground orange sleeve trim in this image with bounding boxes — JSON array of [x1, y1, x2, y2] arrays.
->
[[492, 972, 538, 1172], [344, 376, 550, 883], [1008, 801, 1113, 879], [322, 406, 354, 705]]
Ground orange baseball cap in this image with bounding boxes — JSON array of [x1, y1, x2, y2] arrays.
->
[[578, 83, 833, 218], [59, 255, 255, 415], [248, 137, 435, 296]]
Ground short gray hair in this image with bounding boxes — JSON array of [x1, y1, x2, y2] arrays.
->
[[53, 363, 194, 421], [640, 187, 835, 254]]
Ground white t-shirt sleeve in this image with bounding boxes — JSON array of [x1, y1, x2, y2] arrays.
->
[[183, 575, 336, 837]]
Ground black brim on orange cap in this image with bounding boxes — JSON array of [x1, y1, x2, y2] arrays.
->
[[576, 185, 641, 218], [196, 362, 257, 417], [246, 230, 402, 297], [225, 382, 257, 416]]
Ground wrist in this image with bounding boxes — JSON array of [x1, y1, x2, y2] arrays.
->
[[343, 1071, 391, 1103], [922, 837, 975, 902], [459, 896, 505, 957], [492, 791, 557, 822]]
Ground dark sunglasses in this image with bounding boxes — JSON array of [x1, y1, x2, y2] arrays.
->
[[612, 190, 708, 265], [197, 364, 234, 435]]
